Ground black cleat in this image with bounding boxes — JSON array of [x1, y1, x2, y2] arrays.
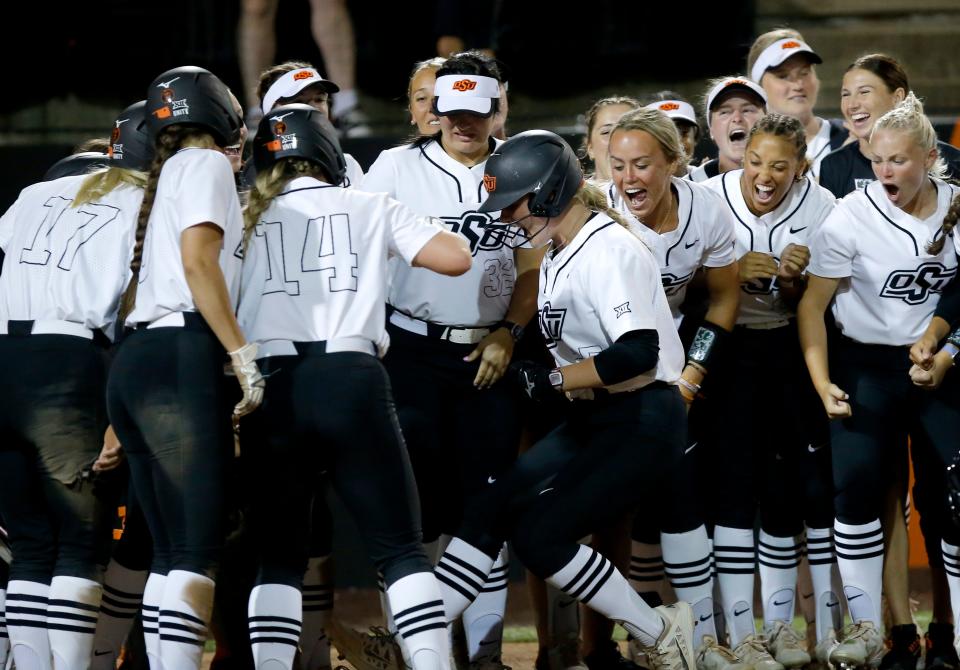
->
[[585, 640, 646, 670], [926, 622, 960, 670], [879, 624, 921, 670]]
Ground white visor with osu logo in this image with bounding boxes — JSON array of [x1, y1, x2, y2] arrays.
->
[[433, 74, 500, 117], [644, 100, 698, 125]]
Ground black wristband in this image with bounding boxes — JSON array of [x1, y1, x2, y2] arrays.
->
[[686, 321, 729, 372]]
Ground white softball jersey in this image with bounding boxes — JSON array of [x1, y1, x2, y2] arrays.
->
[[0, 173, 142, 338], [237, 176, 444, 354], [704, 169, 836, 325], [345, 153, 364, 188], [808, 178, 960, 346], [361, 138, 513, 327], [806, 117, 833, 181], [126, 148, 244, 327], [607, 176, 737, 324], [538, 213, 684, 392]]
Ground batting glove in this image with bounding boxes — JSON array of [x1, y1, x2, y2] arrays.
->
[[229, 342, 265, 417]]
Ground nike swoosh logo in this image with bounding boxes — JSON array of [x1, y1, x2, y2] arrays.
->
[[539, 487, 554, 496], [699, 614, 712, 622], [94, 651, 112, 657], [685, 240, 699, 249], [789, 226, 807, 234], [773, 599, 792, 606], [847, 594, 862, 601], [827, 601, 840, 608], [487, 476, 496, 484], [807, 443, 824, 453], [734, 608, 750, 617]]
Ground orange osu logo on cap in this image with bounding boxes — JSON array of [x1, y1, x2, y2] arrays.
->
[[452, 79, 478, 92], [266, 139, 282, 151], [152, 107, 171, 119], [483, 174, 496, 192], [293, 70, 314, 81], [781, 41, 801, 49], [659, 102, 680, 111]]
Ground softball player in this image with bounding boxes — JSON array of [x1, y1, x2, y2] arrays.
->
[[703, 113, 838, 669], [430, 129, 697, 670], [798, 94, 960, 670], [236, 103, 471, 670], [689, 77, 767, 183], [360, 51, 536, 668], [747, 31, 847, 181], [642, 93, 700, 174], [603, 107, 743, 670], [820, 53, 960, 198], [43, 152, 111, 182], [0, 100, 152, 670], [408, 57, 447, 135], [580, 96, 641, 182], [105, 66, 264, 670]]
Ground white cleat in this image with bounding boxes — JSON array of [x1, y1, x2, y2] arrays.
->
[[696, 635, 749, 670], [765, 622, 811, 668], [640, 602, 697, 670], [733, 634, 784, 670], [830, 622, 884, 669]]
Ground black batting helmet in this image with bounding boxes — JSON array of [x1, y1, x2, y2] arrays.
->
[[253, 103, 347, 186], [478, 130, 583, 217], [43, 152, 110, 182], [146, 66, 242, 147], [109, 101, 154, 172]]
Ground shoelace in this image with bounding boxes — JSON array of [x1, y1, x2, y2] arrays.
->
[[739, 637, 774, 659], [703, 640, 739, 661], [774, 625, 806, 647]]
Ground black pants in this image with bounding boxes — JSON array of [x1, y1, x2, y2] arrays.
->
[[707, 323, 833, 534], [106, 320, 233, 577], [0, 333, 107, 582], [242, 349, 431, 588], [460, 383, 688, 578], [384, 324, 521, 542], [830, 337, 960, 544]]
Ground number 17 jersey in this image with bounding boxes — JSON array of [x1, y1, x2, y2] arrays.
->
[[0, 174, 141, 338]]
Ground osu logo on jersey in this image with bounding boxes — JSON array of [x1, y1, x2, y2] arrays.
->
[[483, 174, 496, 193], [539, 301, 567, 349], [439, 211, 507, 256], [452, 79, 478, 92], [880, 262, 957, 305], [661, 270, 695, 296]]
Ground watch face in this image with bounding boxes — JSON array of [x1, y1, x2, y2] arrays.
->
[[548, 370, 563, 388]]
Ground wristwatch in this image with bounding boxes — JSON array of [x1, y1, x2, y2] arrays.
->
[[500, 320, 525, 342], [548, 368, 564, 392]]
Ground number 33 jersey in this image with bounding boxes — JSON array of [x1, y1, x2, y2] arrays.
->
[[237, 176, 444, 351], [0, 173, 142, 338], [808, 178, 960, 345], [361, 138, 512, 327]]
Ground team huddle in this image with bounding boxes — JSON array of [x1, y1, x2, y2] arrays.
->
[[0, 23, 959, 670]]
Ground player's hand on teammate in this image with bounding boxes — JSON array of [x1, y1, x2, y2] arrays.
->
[[819, 382, 852, 419], [466, 328, 514, 389], [93, 425, 124, 472], [777, 243, 811, 281], [738, 251, 779, 283], [230, 342, 266, 417], [909, 349, 954, 390], [909, 331, 940, 370], [510, 360, 560, 402]]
